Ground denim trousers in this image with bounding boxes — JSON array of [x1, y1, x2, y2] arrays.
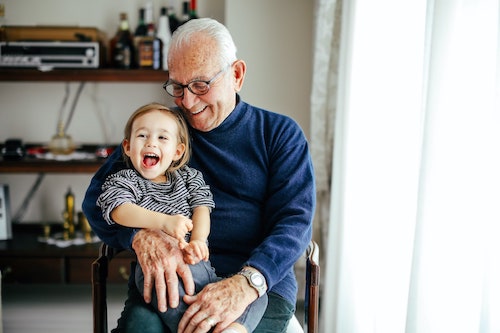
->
[[112, 264, 295, 333]]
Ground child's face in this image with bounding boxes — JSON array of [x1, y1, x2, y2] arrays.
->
[[123, 110, 185, 182]]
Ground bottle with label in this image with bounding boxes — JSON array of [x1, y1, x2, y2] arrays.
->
[[156, 7, 172, 70], [134, 8, 148, 66], [138, 1, 162, 69], [110, 13, 136, 69]]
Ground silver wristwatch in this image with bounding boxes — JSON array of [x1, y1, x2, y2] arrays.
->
[[238, 268, 267, 297]]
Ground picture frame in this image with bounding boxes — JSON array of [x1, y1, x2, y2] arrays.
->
[[0, 184, 12, 240]]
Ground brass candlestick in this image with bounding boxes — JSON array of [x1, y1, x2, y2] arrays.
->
[[63, 188, 75, 239]]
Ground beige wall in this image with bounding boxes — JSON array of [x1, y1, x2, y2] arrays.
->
[[227, 0, 313, 135], [0, 0, 313, 223]]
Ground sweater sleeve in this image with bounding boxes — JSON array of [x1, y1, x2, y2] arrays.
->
[[82, 145, 138, 250], [244, 118, 316, 291]]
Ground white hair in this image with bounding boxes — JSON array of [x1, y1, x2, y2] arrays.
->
[[168, 18, 238, 68]]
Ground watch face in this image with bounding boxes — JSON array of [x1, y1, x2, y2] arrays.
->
[[251, 273, 265, 287]]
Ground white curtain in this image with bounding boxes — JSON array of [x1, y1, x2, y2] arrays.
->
[[319, 0, 500, 332], [310, 0, 342, 258]]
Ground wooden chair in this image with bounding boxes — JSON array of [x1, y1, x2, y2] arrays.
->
[[92, 241, 320, 333]]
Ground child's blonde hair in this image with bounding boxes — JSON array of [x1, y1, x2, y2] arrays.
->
[[123, 102, 191, 173]]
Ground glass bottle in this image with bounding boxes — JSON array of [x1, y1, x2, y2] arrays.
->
[[138, 2, 161, 69], [110, 12, 135, 69], [167, 6, 180, 34], [189, 0, 198, 19], [134, 8, 148, 37], [134, 8, 148, 66], [180, 1, 190, 26], [144, 1, 155, 34], [156, 7, 172, 70]]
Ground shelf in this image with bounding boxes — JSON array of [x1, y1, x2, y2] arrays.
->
[[0, 68, 168, 82], [0, 158, 105, 173]]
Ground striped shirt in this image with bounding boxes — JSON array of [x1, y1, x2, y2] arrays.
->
[[97, 165, 215, 226]]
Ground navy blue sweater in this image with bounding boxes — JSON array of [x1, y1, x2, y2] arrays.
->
[[82, 96, 316, 305]]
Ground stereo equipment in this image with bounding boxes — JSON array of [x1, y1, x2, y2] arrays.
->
[[0, 41, 100, 68]]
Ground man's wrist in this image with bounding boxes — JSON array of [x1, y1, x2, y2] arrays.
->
[[237, 267, 267, 298]]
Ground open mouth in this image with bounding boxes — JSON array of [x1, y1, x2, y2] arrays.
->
[[143, 153, 159, 167]]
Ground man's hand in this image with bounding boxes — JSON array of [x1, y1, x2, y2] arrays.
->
[[177, 275, 259, 333], [132, 228, 195, 312]]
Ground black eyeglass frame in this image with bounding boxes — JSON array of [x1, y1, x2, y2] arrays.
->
[[162, 64, 231, 98]]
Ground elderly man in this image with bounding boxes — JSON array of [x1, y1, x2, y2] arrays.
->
[[83, 18, 315, 333]]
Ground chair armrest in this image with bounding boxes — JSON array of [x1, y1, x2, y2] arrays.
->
[[305, 241, 320, 333]]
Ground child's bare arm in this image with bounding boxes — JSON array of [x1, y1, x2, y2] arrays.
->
[[183, 206, 211, 264], [111, 203, 192, 246]]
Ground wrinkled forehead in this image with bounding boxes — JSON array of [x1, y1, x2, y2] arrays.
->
[[168, 35, 221, 82]]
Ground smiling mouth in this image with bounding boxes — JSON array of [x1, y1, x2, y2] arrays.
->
[[191, 106, 207, 115], [143, 153, 159, 167]]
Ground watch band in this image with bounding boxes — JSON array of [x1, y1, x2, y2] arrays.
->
[[238, 268, 267, 297]]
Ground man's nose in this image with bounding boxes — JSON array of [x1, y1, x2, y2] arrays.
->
[[180, 88, 199, 109]]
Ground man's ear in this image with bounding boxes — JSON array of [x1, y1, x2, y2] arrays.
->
[[232, 59, 246, 92]]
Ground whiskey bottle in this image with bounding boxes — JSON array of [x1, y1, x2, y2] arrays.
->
[[138, 2, 161, 69], [134, 8, 148, 66], [110, 13, 135, 69]]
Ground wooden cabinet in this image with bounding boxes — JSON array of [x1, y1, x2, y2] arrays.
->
[[68, 254, 132, 284], [0, 257, 65, 283], [0, 225, 135, 284]]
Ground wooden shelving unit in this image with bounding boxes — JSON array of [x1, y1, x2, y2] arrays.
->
[[0, 158, 104, 173], [0, 68, 168, 82], [0, 69, 159, 173], [0, 144, 112, 173]]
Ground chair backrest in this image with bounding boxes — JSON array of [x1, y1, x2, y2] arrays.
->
[[92, 241, 320, 333]]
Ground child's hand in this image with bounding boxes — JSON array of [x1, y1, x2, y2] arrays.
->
[[182, 240, 209, 265], [162, 214, 193, 248]]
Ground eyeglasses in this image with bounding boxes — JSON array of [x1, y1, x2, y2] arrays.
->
[[162, 64, 231, 98]]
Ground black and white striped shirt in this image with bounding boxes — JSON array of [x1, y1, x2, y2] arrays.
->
[[97, 166, 215, 225]]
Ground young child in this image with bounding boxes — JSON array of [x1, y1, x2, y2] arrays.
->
[[97, 103, 267, 333]]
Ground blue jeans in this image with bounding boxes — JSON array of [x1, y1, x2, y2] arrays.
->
[[112, 263, 295, 333], [135, 261, 268, 332]]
